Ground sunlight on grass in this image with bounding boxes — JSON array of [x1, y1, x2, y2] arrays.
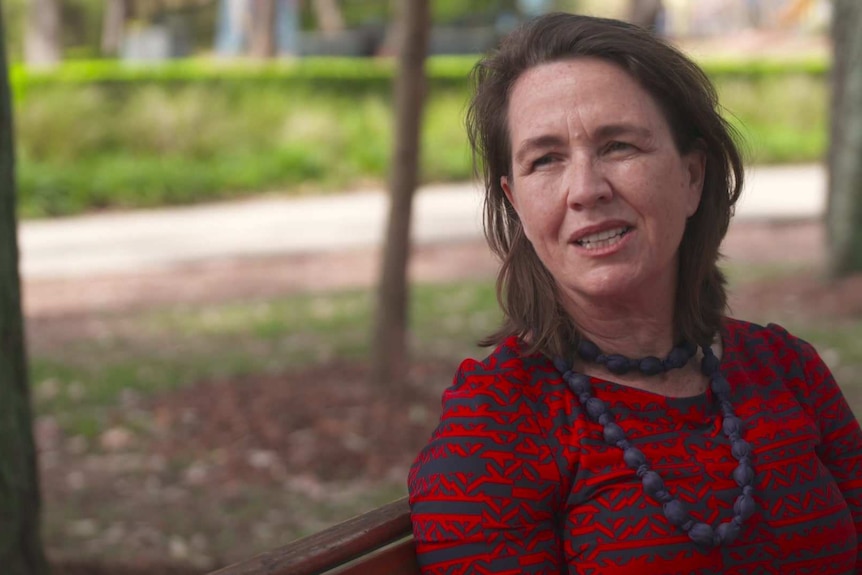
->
[[30, 281, 501, 433], [721, 260, 816, 286], [30, 272, 862, 434]]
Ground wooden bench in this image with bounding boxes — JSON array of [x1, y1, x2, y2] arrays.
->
[[209, 497, 419, 575]]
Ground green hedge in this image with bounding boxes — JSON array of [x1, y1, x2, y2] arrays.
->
[[12, 55, 829, 218], [9, 54, 828, 93], [10, 56, 477, 100]]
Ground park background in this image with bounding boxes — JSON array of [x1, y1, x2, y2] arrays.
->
[[2, 0, 861, 574]]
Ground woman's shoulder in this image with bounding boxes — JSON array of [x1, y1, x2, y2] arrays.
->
[[411, 336, 569, 511], [723, 316, 813, 357], [722, 317, 835, 397], [448, 335, 559, 401]]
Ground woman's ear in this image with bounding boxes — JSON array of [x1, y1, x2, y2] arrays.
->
[[501, 175, 515, 208], [684, 147, 706, 217]]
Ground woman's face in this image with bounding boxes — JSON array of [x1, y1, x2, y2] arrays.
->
[[501, 57, 705, 315]]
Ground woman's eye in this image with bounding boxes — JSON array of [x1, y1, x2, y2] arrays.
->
[[605, 141, 633, 154], [532, 155, 555, 168]]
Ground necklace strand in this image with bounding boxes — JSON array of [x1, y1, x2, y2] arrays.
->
[[577, 339, 698, 375], [553, 343, 756, 547]]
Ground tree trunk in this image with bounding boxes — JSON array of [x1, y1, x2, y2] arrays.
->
[[0, 5, 50, 575], [312, 0, 345, 34], [827, 0, 862, 277], [24, 0, 61, 66], [369, 0, 430, 389], [101, 0, 127, 57], [249, 0, 276, 58], [627, 0, 664, 31]]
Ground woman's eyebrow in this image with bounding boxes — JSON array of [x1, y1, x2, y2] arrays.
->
[[514, 134, 566, 164], [514, 124, 653, 163], [593, 123, 653, 141]]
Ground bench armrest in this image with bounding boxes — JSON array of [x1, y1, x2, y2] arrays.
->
[[209, 496, 415, 575]]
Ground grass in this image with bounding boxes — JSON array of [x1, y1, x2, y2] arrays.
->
[[30, 282, 502, 436], [42, 470, 410, 567], [15, 70, 827, 218], [30, 269, 862, 437]]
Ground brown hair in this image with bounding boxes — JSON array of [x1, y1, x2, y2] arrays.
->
[[467, 13, 744, 359]]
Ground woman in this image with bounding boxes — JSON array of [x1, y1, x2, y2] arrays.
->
[[408, 13, 862, 574]]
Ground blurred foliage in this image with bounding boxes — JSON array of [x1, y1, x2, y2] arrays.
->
[[0, 0, 584, 62], [2, 0, 114, 61], [12, 54, 827, 218], [334, 0, 521, 27]]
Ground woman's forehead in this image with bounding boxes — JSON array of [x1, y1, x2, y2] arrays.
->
[[506, 59, 666, 142]]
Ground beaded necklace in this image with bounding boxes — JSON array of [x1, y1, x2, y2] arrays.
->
[[553, 341, 756, 547]]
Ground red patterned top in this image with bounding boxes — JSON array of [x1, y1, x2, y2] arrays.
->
[[409, 319, 862, 574]]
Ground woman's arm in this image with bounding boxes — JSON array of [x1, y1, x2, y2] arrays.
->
[[776, 325, 862, 569], [408, 357, 565, 574]]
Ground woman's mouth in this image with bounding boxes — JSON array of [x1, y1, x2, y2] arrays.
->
[[575, 226, 632, 250]]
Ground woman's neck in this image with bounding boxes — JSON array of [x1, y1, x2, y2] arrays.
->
[[565, 296, 678, 358]]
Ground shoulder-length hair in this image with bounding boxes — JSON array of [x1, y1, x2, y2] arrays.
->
[[467, 13, 744, 359]]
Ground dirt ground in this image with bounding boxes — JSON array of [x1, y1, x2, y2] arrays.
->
[[24, 217, 862, 574], [24, 218, 862, 324]]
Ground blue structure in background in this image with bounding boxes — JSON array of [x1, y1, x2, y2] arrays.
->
[[215, 0, 244, 55], [276, 0, 300, 55], [215, 0, 300, 56]]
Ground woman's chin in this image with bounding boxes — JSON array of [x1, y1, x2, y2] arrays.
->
[[558, 268, 663, 309]]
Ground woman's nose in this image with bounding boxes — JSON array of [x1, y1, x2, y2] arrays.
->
[[565, 159, 613, 210]]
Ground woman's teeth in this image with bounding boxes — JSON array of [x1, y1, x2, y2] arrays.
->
[[576, 227, 630, 250]]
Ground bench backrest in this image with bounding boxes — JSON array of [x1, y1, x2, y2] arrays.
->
[[209, 496, 419, 575]]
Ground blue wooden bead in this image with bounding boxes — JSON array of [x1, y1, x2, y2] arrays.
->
[[605, 354, 631, 374], [723, 416, 742, 436], [603, 422, 625, 444], [642, 471, 665, 497], [623, 446, 646, 468], [732, 462, 755, 486], [688, 523, 715, 545], [716, 521, 741, 544], [666, 346, 690, 368], [586, 397, 607, 419], [663, 499, 688, 526], [654, 489, 672, 503], [734, 494, 756, 521], [701, 351, 720, 375], [731, 439, 751, 459], [567, 373, 591, 394], [710, 373, 731, 395], [577, 339, 600, 361], [553, 357, 570, 374], [639, 356, 663, 375]]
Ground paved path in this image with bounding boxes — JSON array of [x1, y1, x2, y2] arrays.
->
[[18, 164, 826, 280]]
